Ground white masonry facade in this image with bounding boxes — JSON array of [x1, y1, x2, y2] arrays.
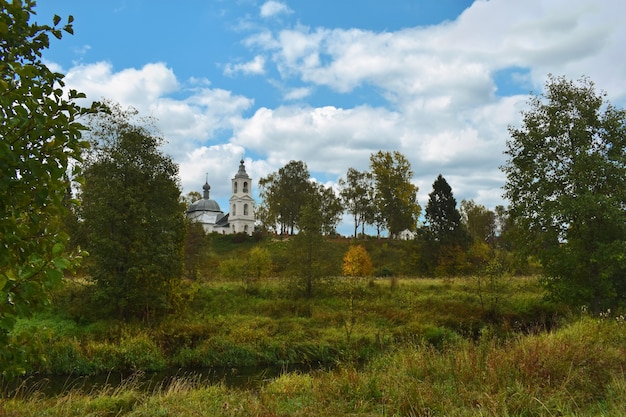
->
[[186, 160, 256, 235]]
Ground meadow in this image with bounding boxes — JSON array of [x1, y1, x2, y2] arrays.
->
[[3, 271, 625, 416]]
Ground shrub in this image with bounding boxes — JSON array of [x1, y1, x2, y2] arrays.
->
[[120, 334, 166, 372]]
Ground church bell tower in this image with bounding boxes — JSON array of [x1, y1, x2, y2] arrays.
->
[[229, 159, 255, 235]]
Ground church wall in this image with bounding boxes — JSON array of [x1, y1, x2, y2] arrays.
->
[[186, 160, 256, 236]]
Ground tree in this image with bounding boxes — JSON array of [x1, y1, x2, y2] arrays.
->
[[290, 200, 328, 298], [247, 246, 273, 284], [502, 75, 626, 312], [0, 1, 96, 377], [339, 168, 375, 238], [341, 244, 373, 346], [80, 102, 185, 322], [343, 245, 374, 277], [219, 246, 272, 293], [311, 182, 343, 235], [422, 175, 471, 276], [370, 151, 420, 238], [425, 174, 470, 246], [460, 199, 496, 245], [183, 220, 206, 280], [258, 160, 312, 235], [493, 205, 512, 249], [180, 191, 202, 209]]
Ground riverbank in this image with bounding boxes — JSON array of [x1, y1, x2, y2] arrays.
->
[[6, 276, 558, 377], [3, 315, 625, 416]]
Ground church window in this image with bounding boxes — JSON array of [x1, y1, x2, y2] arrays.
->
[[244, 204, 249, 215], [232, 204, 236, 216], [243, 181, 248, 193], [244, 225, 249, 232], [233, 182, 238, 193]]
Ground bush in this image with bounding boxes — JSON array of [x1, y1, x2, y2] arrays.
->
[[231, 232, 249, 243], [120, 334, 166, 372], [374, 266, 394, 277], [422, 325, 461, 349]]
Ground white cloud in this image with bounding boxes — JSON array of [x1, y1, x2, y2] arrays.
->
[[64, 62, 179, 108], [230, 0, 625, 215], [253, 0, 626, 104], [63, 62, 253, 161], [53, 0, 626, 235], [72, 44, 92, 57], [283, 87, 312, 101], [223, 55, 266, 76], [232, 104, 403, 177], [260, 1, 292, 18]]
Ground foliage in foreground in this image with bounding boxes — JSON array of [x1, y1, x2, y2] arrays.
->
[[2, 316, 625, 416], [0, 0, 95, 378]]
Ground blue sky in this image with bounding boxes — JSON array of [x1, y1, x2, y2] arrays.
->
[[34, 0, 626, 235]]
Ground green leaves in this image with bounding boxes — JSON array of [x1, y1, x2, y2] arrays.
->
[[339, 168, 375, 238], [502, 76, 626, 312], [1, 0, 88, 378], [370, 151, 421, 237], [80, 101, 185, 322], [258, 160, 313, 234]]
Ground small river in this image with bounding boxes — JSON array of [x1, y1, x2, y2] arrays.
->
[[4, 364, 320, 399]]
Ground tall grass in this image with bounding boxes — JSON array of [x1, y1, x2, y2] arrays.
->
[[2, 316, 624, 416], [6, 276, 561, 377]]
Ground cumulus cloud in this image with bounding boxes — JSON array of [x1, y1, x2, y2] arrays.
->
[[230, 0, 625, 212], [251, 0, 625, 104], [65, 62, 179, 108], [232, 105, 402, 174], [54, 0, 626, 233], [260, 1, 292, 18], [223, 55, 266, 76], [64, 62, 253, 162], [283, 87, 312, 101]]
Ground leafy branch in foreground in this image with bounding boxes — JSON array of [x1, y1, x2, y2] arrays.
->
[[0, 0, 99, 378]]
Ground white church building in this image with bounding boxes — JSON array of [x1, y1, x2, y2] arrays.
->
[[186, 159, 256, 235]]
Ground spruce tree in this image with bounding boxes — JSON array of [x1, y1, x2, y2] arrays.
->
[[425, 174, 470, 246]]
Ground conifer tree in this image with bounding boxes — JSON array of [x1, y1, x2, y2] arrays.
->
[[425, 174, 470, 246]]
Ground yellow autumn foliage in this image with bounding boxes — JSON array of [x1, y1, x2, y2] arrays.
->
[[342, 245, 374, 277]]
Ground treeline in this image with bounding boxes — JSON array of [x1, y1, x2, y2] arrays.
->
[[244, 152, 527, 279]]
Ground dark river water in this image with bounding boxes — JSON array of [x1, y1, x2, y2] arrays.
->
[[4, 364, 319, 399]]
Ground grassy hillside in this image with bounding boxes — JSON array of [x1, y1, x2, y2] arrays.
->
[[2, 235, 623, 415], [3, 313, 625, 416], [6, 275, 558, 376]]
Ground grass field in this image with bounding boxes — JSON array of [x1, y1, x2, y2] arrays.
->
[[2, 275, 625, 416], [8, 276, 556, 374]]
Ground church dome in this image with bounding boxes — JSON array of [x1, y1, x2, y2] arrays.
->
[[234, 159, 250, 179], [186, 179, 222, 213], [187, 198, 221, 213]]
